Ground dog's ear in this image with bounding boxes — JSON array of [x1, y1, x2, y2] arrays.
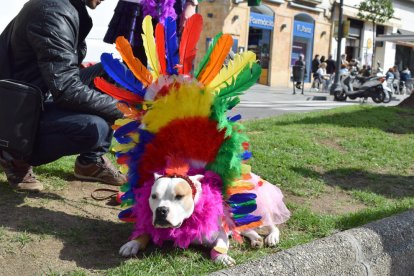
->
[[154, 173, 162, 181], [189, 174, 203, 203]]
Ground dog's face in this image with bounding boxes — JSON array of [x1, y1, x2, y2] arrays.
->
[[149, 173, 203, 228]]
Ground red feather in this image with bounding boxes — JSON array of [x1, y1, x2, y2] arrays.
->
[[137, 117, 226, 185], [178, 14, 203, 75], [155, 23, 167, 75], [94, 77, 143, 104]]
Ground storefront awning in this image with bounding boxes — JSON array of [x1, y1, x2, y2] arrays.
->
[[377, 32, 414, 48]]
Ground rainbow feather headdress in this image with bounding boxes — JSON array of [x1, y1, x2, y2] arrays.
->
[[96, 14, 263, 239]]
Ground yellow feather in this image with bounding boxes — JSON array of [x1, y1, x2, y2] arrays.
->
[[142, 83, 214, 133], [115, 118, 135, 127], [206, 51, 256, 92], [142, 16, 160, 79], [113, 142, 136, 153], [115, 36, 152, 87], [120, 165, 129, 174]]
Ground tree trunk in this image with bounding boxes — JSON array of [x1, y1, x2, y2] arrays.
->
[[398, 93, 414, 107]]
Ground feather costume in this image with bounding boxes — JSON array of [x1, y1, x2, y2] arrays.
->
[[98, 15, 289, 247]]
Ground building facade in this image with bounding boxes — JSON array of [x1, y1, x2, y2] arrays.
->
[[330, 0, 414, 73], [197, 0, 332, 87]]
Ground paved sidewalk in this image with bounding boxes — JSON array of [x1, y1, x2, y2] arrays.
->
[[211, 210, 414, 276], [230, 84, 408, 120]]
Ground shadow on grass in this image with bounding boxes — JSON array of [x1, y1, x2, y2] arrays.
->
[[0, 182, 130, 270], [272, 106, 414, 134], [291, 167, 414, 199], [34, 167, 78, 181]]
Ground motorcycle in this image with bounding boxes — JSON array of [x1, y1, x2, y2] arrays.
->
[[334, 71, 391, 103]]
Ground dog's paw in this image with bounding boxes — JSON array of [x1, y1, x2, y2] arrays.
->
[[214, 254, 236, 267], [119, 240, 141, 257], [250, 236, 264, 248], [265, 231, 280, 247]]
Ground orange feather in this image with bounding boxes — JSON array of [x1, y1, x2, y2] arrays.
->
[[155, 23, 167, 75], [94, 77, 143, 104], [197, 34, 233, 85], [115, 36, 152, 87]]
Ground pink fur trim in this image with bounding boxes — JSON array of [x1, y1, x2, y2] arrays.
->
[[131, 171, 224, 248]]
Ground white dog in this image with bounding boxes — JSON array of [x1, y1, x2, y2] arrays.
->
[[119, 173, 285, 266]]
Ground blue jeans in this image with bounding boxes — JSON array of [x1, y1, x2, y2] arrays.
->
[[28, 64, 113, 166]]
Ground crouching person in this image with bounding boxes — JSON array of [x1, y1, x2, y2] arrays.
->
[[0, 0, 126, 192]]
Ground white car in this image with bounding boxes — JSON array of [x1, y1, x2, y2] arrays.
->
[[0, 0, 119, 63]]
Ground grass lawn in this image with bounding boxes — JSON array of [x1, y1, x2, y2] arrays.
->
[[0, 105, 413, 275]]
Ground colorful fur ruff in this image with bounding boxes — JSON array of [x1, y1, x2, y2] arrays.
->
[[131, 171, 224, 248]]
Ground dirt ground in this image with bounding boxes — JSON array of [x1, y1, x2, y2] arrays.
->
[[0, 180, 131, 275]]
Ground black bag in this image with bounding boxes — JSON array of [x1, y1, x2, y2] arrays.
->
[[0, 79, 43, 159]]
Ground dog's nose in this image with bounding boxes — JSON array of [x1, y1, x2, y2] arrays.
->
[[156, 207, 169, 218]]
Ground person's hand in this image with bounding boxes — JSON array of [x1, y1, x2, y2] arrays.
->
[[179, 1, 197, 33]]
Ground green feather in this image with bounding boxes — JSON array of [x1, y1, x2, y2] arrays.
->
[[218, 62, 262, 99], [194, 32, 223, 78]]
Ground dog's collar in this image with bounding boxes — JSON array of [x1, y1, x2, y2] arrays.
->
[[155, 174, 197, 199]]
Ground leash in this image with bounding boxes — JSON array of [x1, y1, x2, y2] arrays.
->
[[91, 188, 119, 201]]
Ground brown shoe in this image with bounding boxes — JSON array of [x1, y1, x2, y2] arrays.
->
[[0, 151, 43, 192], [74, 156, 126, 186]]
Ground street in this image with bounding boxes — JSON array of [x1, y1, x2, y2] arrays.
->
[[229, 84, 407, 120]]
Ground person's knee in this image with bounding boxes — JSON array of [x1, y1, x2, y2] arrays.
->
[[81, 116, 111, 148]]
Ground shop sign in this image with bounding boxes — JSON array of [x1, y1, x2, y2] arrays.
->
[[293, 20, 314, 39], [249, 12, 274, 30]]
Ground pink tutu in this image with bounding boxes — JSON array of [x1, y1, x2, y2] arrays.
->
[[248, 173, 290, 226]]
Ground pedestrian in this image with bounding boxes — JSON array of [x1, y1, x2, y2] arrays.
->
[[385, 67, 395, 81], [314, 62, 329, 91], [320, 55, 326, 63], [104, 0, 198, 64], [326, 54, 336, 75], [294, 54, 306, 91], [311, 54, 320, 75], [0, 0, 127, 192], [401, 67, 411, 81], [341, 54, 349, 67]]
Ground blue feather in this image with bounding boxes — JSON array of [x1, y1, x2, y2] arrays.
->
[[229, 114, 242, 122], [231, 204, 257, 215], [114, 121, 140, 139], [100, 53, 144, 94], [118, 207, 134, 220], [227, 193, 257, 204], [241, 151, 252, 160], [234, 214, 262, 226], [164, 17, 179, 75]]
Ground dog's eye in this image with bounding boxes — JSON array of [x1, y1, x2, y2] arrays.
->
[[151, 194, 157, 200], [175, 195, 183, 200]]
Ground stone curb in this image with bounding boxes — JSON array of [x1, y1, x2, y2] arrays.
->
[[211, 209, 414, 276]]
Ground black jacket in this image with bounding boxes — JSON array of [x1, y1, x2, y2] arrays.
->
[[0, 0, 122, 122]]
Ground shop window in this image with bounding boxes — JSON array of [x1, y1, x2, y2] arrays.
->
[[248, 5, 274, 85]]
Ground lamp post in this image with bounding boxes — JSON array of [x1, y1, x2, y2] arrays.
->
[[330, 0, 344, 95]]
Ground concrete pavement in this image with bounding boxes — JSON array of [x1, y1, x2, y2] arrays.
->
[[211, 210, 414, 276]]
